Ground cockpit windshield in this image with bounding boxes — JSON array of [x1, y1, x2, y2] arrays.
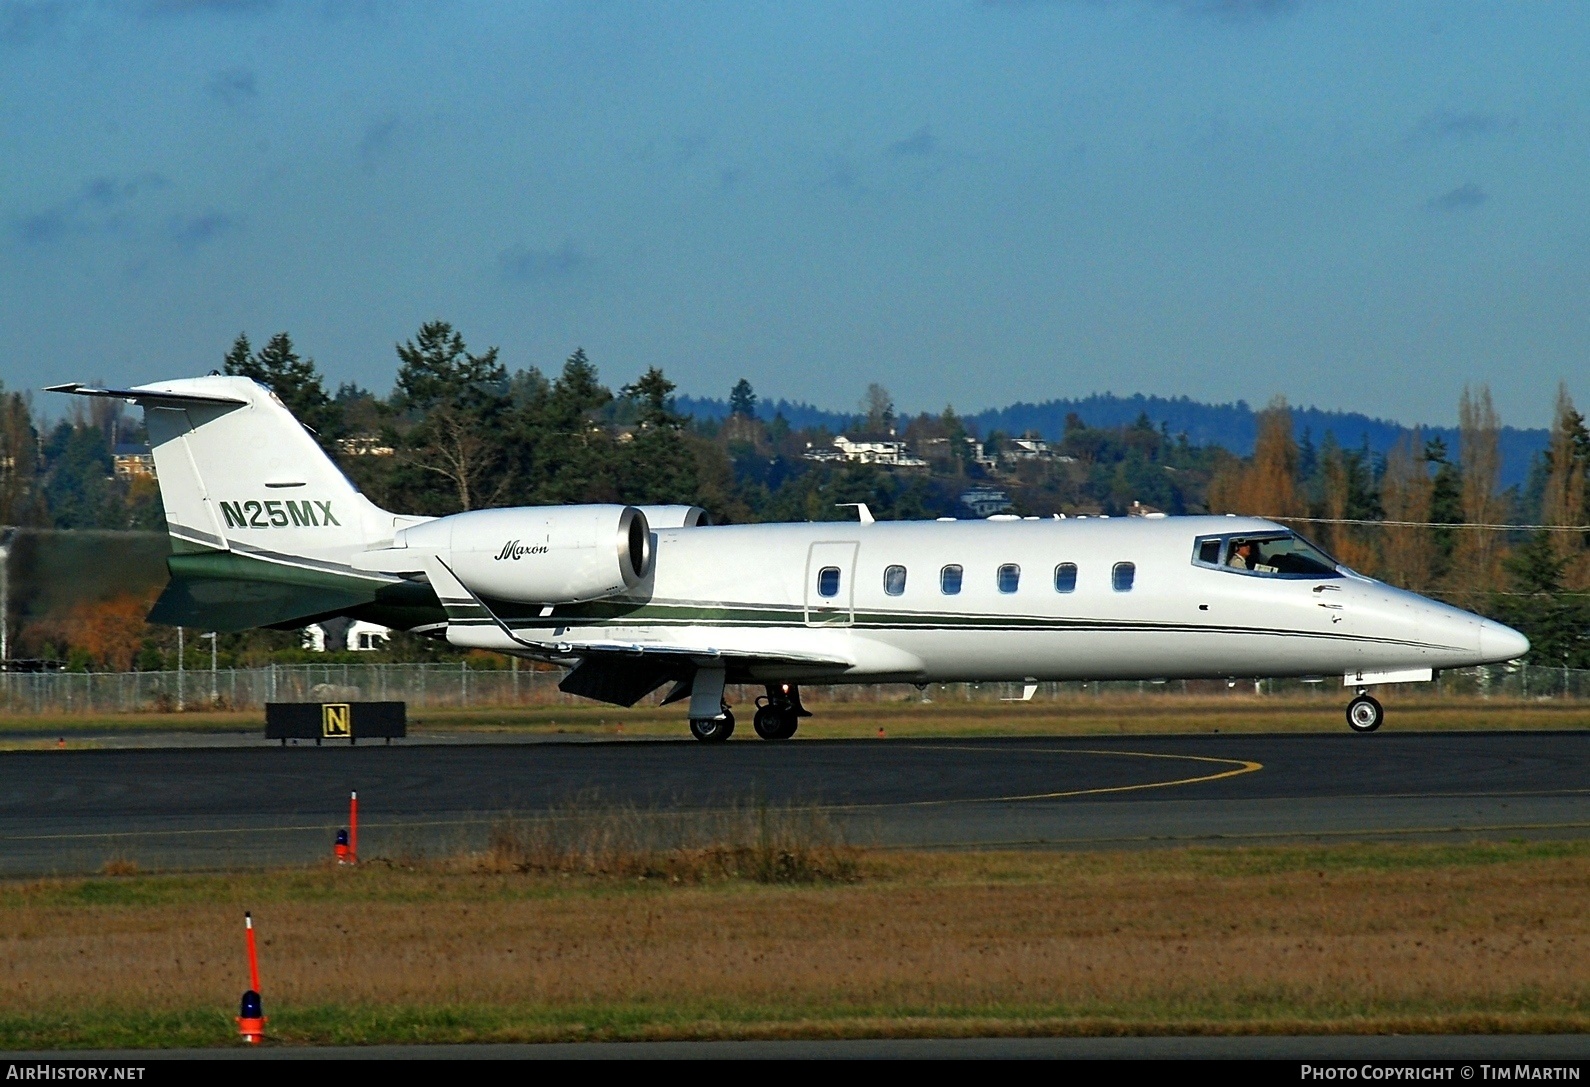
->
[[1193, 532, 1341, 578]]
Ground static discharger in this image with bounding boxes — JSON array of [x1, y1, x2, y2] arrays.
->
[[237, 912, 266, 1044], [335, 791, 359, 865]]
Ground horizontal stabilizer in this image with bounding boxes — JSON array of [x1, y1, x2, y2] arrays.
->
[[149, 550, 444, 632], [47, 382, 248, 407], [149, 574, 373, 632]]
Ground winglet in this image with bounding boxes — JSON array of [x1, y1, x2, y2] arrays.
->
[[836, 502, 875, 525]]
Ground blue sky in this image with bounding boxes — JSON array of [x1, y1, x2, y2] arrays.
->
[[3, 1, 1587, 427]]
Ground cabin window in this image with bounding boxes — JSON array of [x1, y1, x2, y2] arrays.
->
[[1054, 563, 1077, 593], [997, 564, 1020, 594], [940, 565, 963, 595], [1112, 562, 1135, 592], [883, 565, 907, 596], [817, 566, 842, 598]]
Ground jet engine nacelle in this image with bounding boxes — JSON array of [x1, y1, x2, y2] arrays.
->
[[394, 504, 651, 604]]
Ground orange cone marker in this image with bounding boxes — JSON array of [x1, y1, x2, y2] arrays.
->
[[237, 912, 266, 1044]]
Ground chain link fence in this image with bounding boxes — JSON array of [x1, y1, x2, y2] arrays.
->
[[0, 661, 1587, 716]]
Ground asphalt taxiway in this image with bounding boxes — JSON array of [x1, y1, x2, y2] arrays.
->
[[3, 730, 1587, 873]]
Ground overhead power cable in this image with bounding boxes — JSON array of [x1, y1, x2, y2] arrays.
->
[[1257, 516, 1590, 533]]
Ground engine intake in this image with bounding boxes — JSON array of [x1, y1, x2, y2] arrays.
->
[[396, 504, 651, 604]]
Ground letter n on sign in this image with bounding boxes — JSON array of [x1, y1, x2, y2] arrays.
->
[[322, 703, 351, 739]]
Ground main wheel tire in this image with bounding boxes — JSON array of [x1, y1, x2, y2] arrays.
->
[[1346, 694, 1383, 733], [775, 714, 799, 740], [690, 710, 735, 742], [753, 705, 788, 740]]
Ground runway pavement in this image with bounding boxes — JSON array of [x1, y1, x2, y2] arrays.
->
[[2, 730, 1588, 874]]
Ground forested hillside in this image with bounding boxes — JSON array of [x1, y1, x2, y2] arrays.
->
[[678, 393, 1549, 488]]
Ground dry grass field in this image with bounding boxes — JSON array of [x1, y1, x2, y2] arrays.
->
[[412, 694, 1590, 739], [5, 691, 1590, 745], [3, 840, 1588, 1048]]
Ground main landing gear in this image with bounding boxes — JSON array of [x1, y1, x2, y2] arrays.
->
[[689, 683, 810, 743], [1346, 690, 1384, 733], [689, 712, 735, 743], [752, 683, 810, 741]]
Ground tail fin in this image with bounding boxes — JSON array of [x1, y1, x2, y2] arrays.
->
[[50, 377, 431, 631]]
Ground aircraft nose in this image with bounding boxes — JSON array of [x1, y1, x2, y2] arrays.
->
[[1478, 618, 1530, 663]]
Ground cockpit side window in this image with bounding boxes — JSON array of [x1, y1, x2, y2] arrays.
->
[[1192, 532, 1341, 578]]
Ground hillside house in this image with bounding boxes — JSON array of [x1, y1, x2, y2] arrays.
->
[[804, 434, 928, 468], [959, 487, 1013, 517]]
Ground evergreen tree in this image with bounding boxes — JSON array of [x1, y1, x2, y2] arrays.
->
[[223, 333, 251, 375], [1424, 437, 1464, 578], [42, 422, 119, 528], [394, 321, 506, 414], [546, 348, 609, 428], [729, 378, 757, 419], [617, 368, 697, 504], [514, 349, 617, 506], [223, 332, 340, 442], [1493, 532, 1590, 668], [623, 367, 684, 430], [390, 322, 510, 513]]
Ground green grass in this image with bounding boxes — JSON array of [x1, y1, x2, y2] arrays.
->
[[5, 694, 1590, 742], [6, 1002, 1588, 1050]]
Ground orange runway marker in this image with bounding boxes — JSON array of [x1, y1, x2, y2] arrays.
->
[[236, 912, 266, 1044]]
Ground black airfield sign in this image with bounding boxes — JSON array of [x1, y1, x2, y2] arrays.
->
[[265, 702, 406, 745]]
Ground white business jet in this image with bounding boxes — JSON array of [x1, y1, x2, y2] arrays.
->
[[51, 377, 1529, 740]]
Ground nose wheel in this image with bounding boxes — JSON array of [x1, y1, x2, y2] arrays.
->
[[1346, 693, 1383, 733]]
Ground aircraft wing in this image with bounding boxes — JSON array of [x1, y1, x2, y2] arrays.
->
[[507, 635, 847, 668], [509, 637, 852, 709], [407, 550, 851, 705]]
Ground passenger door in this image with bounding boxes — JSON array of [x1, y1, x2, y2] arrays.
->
[[804, 541, 859, 627]]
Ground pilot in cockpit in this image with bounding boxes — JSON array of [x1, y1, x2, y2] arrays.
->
[[1228, 540, 1255, 570]]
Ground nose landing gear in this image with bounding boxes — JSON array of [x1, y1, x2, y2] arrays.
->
[[1346, 690, 1383, 733], [752, 683, 809, 740]]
